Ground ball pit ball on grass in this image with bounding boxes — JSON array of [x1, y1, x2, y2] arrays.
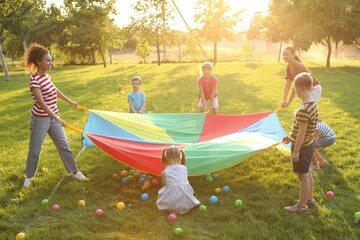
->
[[212, 173, 219, 179], [354, 212, 360, 220], [51, 204, 60, 211], [206, 176, 213, 183], [120, 170, 128, 176], [151, 179, 159, 186], [41, 199, 49, 206], [215, 187, 222, 194], [222, 186, 230, 192], [16, 232, 26, 240], [326, 191, 335, 198], [199, 205, 207, 212], [95, 209, 104, 215], [210, 195, 218, 204], [112, 173, 119, 179], [121, 177, 128, 185], [116, 202, 125, 210], [168, 213, 177, 222], [174, 227, 183, 236], [141, 193, 149, 201], [235, 199, 243, 207], [78, 200, 86, 207]]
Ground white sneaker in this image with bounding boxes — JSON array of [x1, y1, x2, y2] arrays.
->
[[23, 178, 31, 188], [72, 171, 88, 181]]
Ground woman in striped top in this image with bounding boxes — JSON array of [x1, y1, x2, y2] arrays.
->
[[23, 44, 88, 188]]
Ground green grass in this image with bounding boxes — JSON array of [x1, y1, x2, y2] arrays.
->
[[1, 61, 360, 239]]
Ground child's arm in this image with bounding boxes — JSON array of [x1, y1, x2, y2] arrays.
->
[[161, 171, 166, 186], [138, 100, 146, 113], [281, 78, 292, 107], [209, 83, 217, 110], [128, 100, 136, 113], [292, 124, 307, 162], [198, 83, 207, 110]]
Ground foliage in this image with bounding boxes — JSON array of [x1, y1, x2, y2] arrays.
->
[[241, 40, 254, 61], [194, 0, 241, 66], [135, 39, 151, 63], [1, 62, 360, 239]]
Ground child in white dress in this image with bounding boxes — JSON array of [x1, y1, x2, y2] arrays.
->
[[156, 146, 200, 214]]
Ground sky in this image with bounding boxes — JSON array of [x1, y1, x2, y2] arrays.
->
[[46, 0, 270, 32]]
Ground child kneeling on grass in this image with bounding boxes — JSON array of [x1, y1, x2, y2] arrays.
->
[[156, 146, 200, 214], [282, 72, 318, 213]]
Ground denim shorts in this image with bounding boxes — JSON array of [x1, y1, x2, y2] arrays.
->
[[316, 136, 336, 149], [291, 143, 315, 174]]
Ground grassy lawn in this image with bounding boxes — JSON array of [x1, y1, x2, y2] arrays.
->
[[0, 61, 359, 239]]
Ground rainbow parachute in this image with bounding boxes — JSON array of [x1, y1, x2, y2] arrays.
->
[[81, 110, 290, 176]]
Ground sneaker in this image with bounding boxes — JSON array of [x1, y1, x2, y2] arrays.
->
[[23, 178, 31, 188], [72, 171, 88, 181], [284, 204, 308, 213], [296, 198, 316, 206], [310, 164, 321, 171], [319, 161, 330, 168]]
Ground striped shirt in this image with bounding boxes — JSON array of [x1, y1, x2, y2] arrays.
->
[[317, 121, 336, 138], [289, 102, 318, 146], [29, 73, 58, 117]]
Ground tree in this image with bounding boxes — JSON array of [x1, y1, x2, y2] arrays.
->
[[263, 0, 360, 67], [130, 0, 174, 66], [194, 0, 241, 66], [135, 39, 151, 63]]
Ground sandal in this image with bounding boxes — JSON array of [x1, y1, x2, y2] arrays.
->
[[284, 204, 308, 213], [319, 161, 330, 168], [296, 198, 316, 206]]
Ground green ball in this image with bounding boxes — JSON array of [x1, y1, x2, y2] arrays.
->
[[129, 169, 136, 176], [174, 227, 183, 235], [206, 176, 213, 183], [235, 199, 243, 207], [41, 199, 49, 206], [199, 205, 207, 212], [354, 212, 360, 220]]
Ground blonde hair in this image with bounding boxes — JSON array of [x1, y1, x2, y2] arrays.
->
[[201, 61, 213, 71], [161, 146, 185, 166], [131, 76, 142, 84], [294, 72, 313, 91]]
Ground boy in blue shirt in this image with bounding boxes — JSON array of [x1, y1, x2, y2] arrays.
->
[[128, 76, 146, 113]]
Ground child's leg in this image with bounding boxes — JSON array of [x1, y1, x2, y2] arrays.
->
[[308, 169, 314, 200], [298, 172, 311, 207], [311, 152, 318, 166], [198, 99, 206, 113], [314, 149, 329, 167]]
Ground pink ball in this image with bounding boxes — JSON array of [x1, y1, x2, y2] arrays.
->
[[51, 204, 60, 211], [95, 209, 104, 215], [326, 191, 335, 198], [168, 213, 177, 222], [151, 179, 159, 186]]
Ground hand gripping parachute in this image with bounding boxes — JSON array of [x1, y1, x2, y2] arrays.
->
[[76, 109, 290, 176]]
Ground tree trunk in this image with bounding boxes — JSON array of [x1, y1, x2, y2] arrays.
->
[[252, 38, 255, 61], [325, 36, 332, 68], [156, 32, 161, 66], [213, 40, 217, 67], [99, 48, 106, 68], [91, 48, 96, 65], [278, 40, 283, 63], [335, 40, 338, 59], [178, 44, 181, 62], [0, 41, 10, 81]]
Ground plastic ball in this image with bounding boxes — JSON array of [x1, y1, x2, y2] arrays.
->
[[354, 212, 360, 220], [138, 177, 145, 184], [112, 173, 119, 179], [127, 175, 134, 181], [151, 179, 159, 186], [16, 232, 26, 240], [235, 199, 243, 207], [212, 173, 219, 179], [326, 191, 335, 198], [209, 195, 218, 204], [206, 176, 213, 183], [78, 200, 86, 207], [174, 227, 183, 235], [129, 169, 136, 176], [121, 177, 128, 185], [116, 202, 125, 210], [215, 187, 222, 194], [95, 209, 104, 215], [168, 213, 177, 221], [199, 205, 207, 212], [41, 199, 49, 206], [222, 186, 230, 192], [120, 170, 128, 176], [141, 193, 149, 201], [51, 204, 60, 211]]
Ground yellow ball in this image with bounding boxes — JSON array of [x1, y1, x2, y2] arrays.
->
[[215, 187, 222, 193], [116, 202, 125, 210], [78, 200, 86, 207], [16, 232, 26, 240]]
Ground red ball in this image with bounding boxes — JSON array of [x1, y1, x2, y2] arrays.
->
[[168, 213, 177, 221], [326, 191, 335, 198], [51, 204, 60, 211], [95, 209, 104, 215], [151, 179, 159, 186]]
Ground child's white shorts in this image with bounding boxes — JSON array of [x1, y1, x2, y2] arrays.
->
[[198, 97, 219, 109]]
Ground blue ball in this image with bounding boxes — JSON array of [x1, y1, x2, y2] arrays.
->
[[222, 185, 230, 192], [141, 193, 149, 201], [138, 177, 145, 183], [121, 177, 128, 184], [210, 195, 218, 204]]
